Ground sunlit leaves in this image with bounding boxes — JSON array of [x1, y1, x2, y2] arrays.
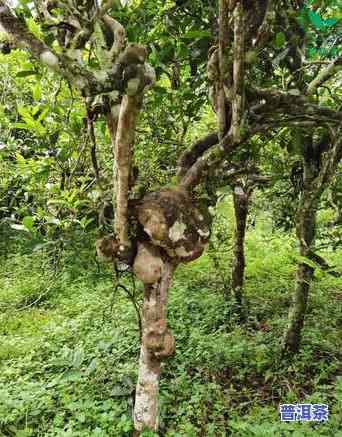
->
[[9, 216, 35, 233], [32, 83, 41, 100], [181, 30, 211, 39], [22, 215, 34, 231], [15, 105, 46, 136], [26, 17, 43, 39]]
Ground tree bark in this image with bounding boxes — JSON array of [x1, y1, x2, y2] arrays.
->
[[283, 188, 317, 354], [218, 0, 231, 139], [177, 132, 218, 180], [284, 131, 342, 354], [106, 100, 120, 223], [114, 95, 140, 248], [133, 260, 176, 434], [231, 184, 248, 310], [283, 144, 319, 355], [230, 2, 245, 142]]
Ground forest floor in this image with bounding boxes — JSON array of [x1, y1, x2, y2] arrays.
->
[[0, 204, 341, 437]]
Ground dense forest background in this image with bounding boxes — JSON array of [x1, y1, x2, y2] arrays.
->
[[0, 0, 341, 436]]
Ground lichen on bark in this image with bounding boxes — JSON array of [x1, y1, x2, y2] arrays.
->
[[137, 188, 211, 262]]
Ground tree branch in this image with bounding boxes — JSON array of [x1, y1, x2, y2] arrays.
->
[[249, 87, 342, 123], [180, 130, 244, 190], [114, 94, 141, 249], [309, 252, 341, 277], [177, 132, 218, 180], [306, 56, 342, 95], [0, 1, 59, 65], [100, 15, 126, 65], [0, 1, 152, 97], [230, 1, 245, 141], [218, 0, 231, 139], [86, 104, 103, 192]]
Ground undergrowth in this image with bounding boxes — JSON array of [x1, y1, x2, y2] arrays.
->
[[0, 205, 341, 437]]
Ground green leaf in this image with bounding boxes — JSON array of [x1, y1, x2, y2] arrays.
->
[[181, 30, 210, 39], [72, 348, 84, 369], [294, 254, 319, 269], [10, 224, 29, 232], [14, 122, 31, 131], [15, 153, 26, 166], [272, 47, 290, 66], [17, 105, 46, 136], [86, 358, 97, 375], [275, 32, 286, 48], [46, 217, 60, 225], [79, 217, 94, 229], [16, 70, 38, 78], [32, 83, 41, 100], [32, 105, 41, 116], [308, 10, 325, 29], [16, 429, 33, 437], [37, 106, 50, 122], [22, 216, 34, 231], [17, 105, 32, 119], [307, 47, 317, 59], [154, 85, 168, 94], [324, 18, 337, 27], [27, 17, 41, 38]]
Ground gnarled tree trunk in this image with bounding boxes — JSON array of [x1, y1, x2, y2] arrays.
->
[[131, 188, 210, 433]]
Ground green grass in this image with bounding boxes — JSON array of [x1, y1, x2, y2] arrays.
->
[[0, 207, 341, 436]]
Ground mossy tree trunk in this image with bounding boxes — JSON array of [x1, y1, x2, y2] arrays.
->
[[331, 180, 342, 225], [284, 131, 342, 354], [283, 167, 317, 354], [231, 184, 249, 310]]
